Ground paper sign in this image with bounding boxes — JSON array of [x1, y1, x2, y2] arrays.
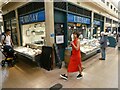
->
[[56, 35, 64, 44]]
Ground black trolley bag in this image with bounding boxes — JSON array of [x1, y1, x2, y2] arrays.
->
[[40, 46, 53, 71]]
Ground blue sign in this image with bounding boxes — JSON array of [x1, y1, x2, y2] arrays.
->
[[20, 11, 45, 24], [94, 20, 101, 25], [50, 33, 55, 38], [67, 14, 90, 24]]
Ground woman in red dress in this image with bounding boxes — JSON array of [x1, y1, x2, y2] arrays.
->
[[60, 32, 83, 80]]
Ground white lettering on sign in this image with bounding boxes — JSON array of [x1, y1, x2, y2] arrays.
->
[[20, 12, 39, 24], [35, 13, 38, 21]]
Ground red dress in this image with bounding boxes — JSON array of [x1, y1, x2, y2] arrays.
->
[[67, 38, 82, 72]]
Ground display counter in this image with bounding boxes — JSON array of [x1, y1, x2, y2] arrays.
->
[[64, 39, 100, 67], [14, 44, 42, 62], [118, 37, 120, 48]]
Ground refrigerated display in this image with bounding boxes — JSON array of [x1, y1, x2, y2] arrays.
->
[[64, 39, 100, 67], [14, 44, 42, 62]]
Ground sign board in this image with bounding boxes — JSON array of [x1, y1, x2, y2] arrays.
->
[[20, 11, 45, 24], [56, 35, 64, 44], [50, 33, 55, 38], [94, 20, 101, 25], [67, 14, 90, 24]]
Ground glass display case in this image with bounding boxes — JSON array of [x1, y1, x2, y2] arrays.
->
[[64, 38, 100, 67], [80, 38, 100, 54], [14, 44, 42, 62]]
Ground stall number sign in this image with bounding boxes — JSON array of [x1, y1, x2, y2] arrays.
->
[[94, 20, 101, 25], [67, 14, 90, 24], [20, 11, 45, 24]]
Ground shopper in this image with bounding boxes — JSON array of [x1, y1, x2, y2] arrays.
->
[[60, 31, 83, 80], [1, 29, 14, 52], [99, 32, 107, 60]]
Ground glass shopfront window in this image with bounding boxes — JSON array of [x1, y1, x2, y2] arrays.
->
[[11, 19, 18, 46], [22, 22, 46, 46], [6, 20, 11, 30], [68, 23, 90, 45]]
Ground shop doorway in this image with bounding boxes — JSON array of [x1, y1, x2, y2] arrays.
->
[[55, 23, 65, 61], [54, 10, 67, 61]]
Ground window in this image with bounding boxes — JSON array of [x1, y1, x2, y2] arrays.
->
[[101, 0, 105, 3], [11, 19, 18, 46], [111, 5, 113, 9], [107, 2, 109, 6], [114, 8, 116, 11]]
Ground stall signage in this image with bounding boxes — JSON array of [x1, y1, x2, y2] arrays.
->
[[20, 11, 45, 24], [67, 14, 90, 24], [56, 35, 64, 44], [94, 20, 101, 25]]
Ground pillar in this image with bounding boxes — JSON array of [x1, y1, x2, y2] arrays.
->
[[91, 11, 94, 38], [111, 19, 113, 33], [104, 17, 106, 32], [15, 9, 21, 46], [44, 0, 54, 46]]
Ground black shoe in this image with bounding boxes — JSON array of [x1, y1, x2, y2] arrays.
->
[[60, 74, 68, 80], [77, 74, 83, 79], [99, 58, 105, 60]]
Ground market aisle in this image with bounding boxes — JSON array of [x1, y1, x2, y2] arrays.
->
[[2, 47, 118, 88]]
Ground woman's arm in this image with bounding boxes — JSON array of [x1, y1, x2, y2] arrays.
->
[[71, 39, 80, 51]]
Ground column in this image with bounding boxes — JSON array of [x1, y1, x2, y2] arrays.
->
[[91, 11, 94, 39], [15, 9, 21, 46], [104, 17, 106, 32], [111, 19, 113, 33], [44, 0, 54, 46]]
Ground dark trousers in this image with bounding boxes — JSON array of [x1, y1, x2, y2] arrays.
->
[[101, 47, 106, 60]]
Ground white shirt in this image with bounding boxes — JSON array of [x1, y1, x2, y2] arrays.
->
[[2, 35, 11, 46], [71, 34, 74, 41]]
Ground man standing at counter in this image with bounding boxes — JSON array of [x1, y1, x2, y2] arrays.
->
[[1, 29, 14, 53], [99, 32, 108, 60]]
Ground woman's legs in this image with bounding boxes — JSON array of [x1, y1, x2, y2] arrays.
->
[[67, 65, 82, 77], [78, 65, 82, 75], [77, 65, 83, 79], [66, 72, 69, 77]]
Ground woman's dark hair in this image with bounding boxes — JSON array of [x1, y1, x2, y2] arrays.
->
[[73, 31, 80, 38]]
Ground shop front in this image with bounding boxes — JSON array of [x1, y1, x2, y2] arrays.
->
[[3, 10, 18, 46], [93, 13, 104, 38], [67, 13, 91, 43], [112, 20, 118, 34], [105, 18, 112, 33], [19, 10, 45, 47], [13, 10, 46, 62], [64, 13, 100, 67], [93, 20, 101, 38]]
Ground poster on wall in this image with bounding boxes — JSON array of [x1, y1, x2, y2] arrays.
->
[[56, 35, 64, 44], [26, 30, 31, 36]]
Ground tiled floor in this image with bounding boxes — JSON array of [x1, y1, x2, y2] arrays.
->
[[1, 47, 119, 88]]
